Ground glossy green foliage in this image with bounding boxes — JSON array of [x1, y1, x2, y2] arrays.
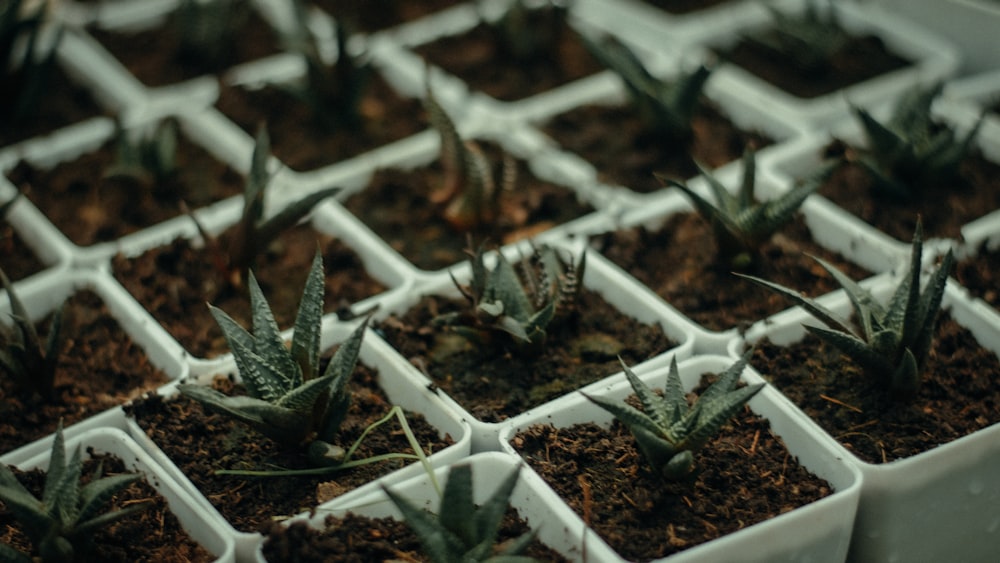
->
[[1, 0, 62, 125], [851, 83, 983, 199], [0, 267, 63, 400], [665, 149, 821, 270], [435, 243, 585, 349], [584, 354, 763, 480], [281, 0, 371, 130], [580, 31, 712, 142], [423, 83, 516, 232], [178, 253, 368, 466], [0, 423, 151, 563], [738, 220, 953, 399], [385, 463, 539, 563], [226, 126, 341, 273]]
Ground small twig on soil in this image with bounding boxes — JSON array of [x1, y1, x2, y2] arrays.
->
[[577, 473, 593, 525], [819, 393, 862, 413]]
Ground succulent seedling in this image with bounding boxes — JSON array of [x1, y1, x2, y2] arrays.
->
[[175, 0, 250, 70], [0, 422, 152, 563], [1, 0, 62, 126], [663, 148, 822, 270], [190, 125, 340, 280], [103, 117, 179, 190], [424, 82, 517, 232], [434, 242, 585, 350], [583, 353, 763, 481], [0, 267, 63, 400], [847, 83, 983, 200], [178, 252, 368, 467], [280, 0, 371, 130], [483, 0, 570, 63], [580, 31, 712, 143], [738, 219, 953, 399], [746, 0, 853, 77], [384, 462, 539, 563]]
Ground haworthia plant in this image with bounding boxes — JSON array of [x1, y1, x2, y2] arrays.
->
[[223, 126, 341, 274], [384, 463, 539, 563], [583, 353, 763, 480], [423, 81, 516, 232], [178, 252, 368, 466], [664, 149, 822, 270], [748, 0, 852, 76], [0, 267, 64, 400], [0, 422, 152, 563], [434, 243, 584, 348], [738, 220, 953, 399], [103, 118, 179, 189], [850, 83, 983, 200], [580, 31, 712, 143]]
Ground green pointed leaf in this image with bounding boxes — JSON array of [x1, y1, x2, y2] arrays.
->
[[736, 272, 854, 335], [384, 485, 467, 562], [471, 464, 521, 557], [76, 472, 143, 526], [439, 463, 476, 548], [247, 270, 300, 390], [321, 317, 368, 384], [255, 186, 341, 252], [291, 251, 325, 381], [582, 391, 665, 444], [805, 324, 889, 374], [678, 383, 762, 454]]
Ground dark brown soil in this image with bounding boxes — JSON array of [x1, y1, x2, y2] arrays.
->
[[1, 454, 213, 562], [512, 397, 832, 561], [88, 7, 281, 87], [8, 133, 244, 247], [214, 73, 426, 172], [343, 142, 596, 271], [819, 142, 1000, 242], [956, 244, 1000, 311], [0, 225, 45, 282], [720, 31, 910, 99], [314, 0, 461, 33], [592, 212, 872, 332], [260, 509, 569, 562], [376, 288, 675, 422], [413, 12, 603, 102], [748, 315, 1000, 464], [641, 0, 734, 14], [0, 290, 171, 455], [0, 66, 104, 148], [112, 225, 387, 359], [541, 100, 773, 194], [124, 364, 455, 533]]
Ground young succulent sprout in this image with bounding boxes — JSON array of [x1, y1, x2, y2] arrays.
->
[[103, 117, 179, 189], [0, 421, 152, 563], [748, 0, 852, 77], [484, 0, 569, 63], [579, 31, 712, 143], [0, 267, 63, 400], [848, 83, 984, 200], [280, 0, 371, 130], [737, 219, 953, 399], [423, 82, 517, 232], [1, 0, 63, 125], [583, 353, 763, 481], [383, 463, 540, 563], [223, 125, 341, 277], [663, 148, 822, 270], [435, 242, 584, 349], [176, 0, 249, 70], [178, 252, 369, 467]]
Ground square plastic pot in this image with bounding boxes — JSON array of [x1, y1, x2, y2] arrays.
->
[[3, 426, 236, 562], [123, 318, 473, 562], [732, 278, 1000, 563], [368, 237, 699, 451], [497, 354, 863, 563]]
